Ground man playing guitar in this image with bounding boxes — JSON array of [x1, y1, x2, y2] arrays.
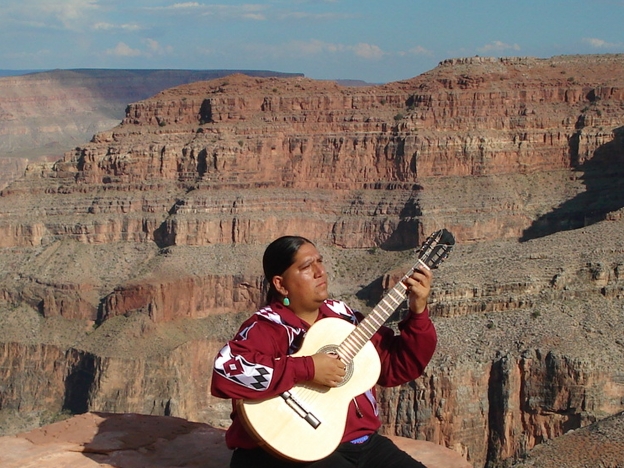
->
[[212, 234, 440, 467]]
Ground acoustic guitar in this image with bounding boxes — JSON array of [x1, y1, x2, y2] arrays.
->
[[238, 229, 455, 461]]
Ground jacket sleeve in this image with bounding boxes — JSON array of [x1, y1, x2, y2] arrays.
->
[[371, 308, 437, 387], [211, 318, 315, 400]]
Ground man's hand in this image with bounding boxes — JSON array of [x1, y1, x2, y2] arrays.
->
[[310, 353, 346, 387], [403, 267, 433, 314]]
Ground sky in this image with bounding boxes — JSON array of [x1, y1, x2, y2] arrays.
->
[[1, 0, 623, 83]]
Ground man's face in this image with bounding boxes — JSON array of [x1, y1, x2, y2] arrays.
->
[[278, 242, 328, 312]]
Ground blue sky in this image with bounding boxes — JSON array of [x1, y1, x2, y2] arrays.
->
[[1, 0, 623, 83]]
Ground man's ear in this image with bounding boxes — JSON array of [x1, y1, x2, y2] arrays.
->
[[272, 276, 288, 296]]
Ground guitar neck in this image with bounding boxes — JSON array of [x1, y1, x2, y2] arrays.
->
[[337, 258, 429, 363]]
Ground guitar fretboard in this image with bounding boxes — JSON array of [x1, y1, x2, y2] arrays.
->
[[337, 259, 428, 363], [334, 228, 453, 363]]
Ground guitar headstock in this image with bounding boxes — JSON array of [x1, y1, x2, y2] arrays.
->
[[417, 228, 455, 270]]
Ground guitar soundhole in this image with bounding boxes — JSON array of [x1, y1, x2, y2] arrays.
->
[[317, 344, 353, 387]]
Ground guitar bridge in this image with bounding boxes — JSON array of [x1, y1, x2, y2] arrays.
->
[[280, 391, 321, 429]]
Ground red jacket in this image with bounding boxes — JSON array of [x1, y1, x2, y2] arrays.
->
[[211, 299, 437, 450]]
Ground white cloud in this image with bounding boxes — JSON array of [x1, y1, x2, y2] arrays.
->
[[290, 39, 336, 55], [169, 2, 202, 8], [42, 0, 99, 27], [93, 22, 142, 32], [477, 41, 521, 53], [146, 3, 268, 20], [147, 2, 354, 22], [242, 13, 266, 20], [145, 39, 160, 52], [243, 39, 385, 61], [144, 38, 174, 56], [106, 42, 141, 57], [352, 42, 384, 59], [288, 40, 384, 59], [398, 45, 432, 57], [37, 0, 99, 30], [278, 11, 356, 20], [583, 37, 621, 48], [103, 39, 173, 58], [142, 2, 357, 23], [6, 0, 101, 31]]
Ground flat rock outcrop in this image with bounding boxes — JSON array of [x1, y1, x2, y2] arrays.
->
[[0, 412, 470, 468]]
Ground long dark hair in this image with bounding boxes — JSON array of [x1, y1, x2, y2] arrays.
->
[[263, 235, 313, 304]]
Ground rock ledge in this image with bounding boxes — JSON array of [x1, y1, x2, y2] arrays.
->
[[0, 412, 470, 468]]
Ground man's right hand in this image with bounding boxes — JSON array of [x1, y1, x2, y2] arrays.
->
[[310, 353, 347, 387]]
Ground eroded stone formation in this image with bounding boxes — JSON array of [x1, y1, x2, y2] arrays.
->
[[1, 54, 623, 467]]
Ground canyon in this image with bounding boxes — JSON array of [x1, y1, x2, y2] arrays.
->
[[0, 54, 623, 467], [0, 68, 303, 189]]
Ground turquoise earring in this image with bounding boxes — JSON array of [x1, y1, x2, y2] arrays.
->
[[283, 297, 290, 306]]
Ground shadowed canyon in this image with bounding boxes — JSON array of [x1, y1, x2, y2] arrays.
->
[[1, 55, 624, 467]]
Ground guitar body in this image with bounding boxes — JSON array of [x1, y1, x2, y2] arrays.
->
[[238, 317, 382, 462]]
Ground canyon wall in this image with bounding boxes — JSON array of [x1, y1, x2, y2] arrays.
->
[[3, 56, 623, 248], [0, 68, 303, 190], [1, 54, 624, 467]]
